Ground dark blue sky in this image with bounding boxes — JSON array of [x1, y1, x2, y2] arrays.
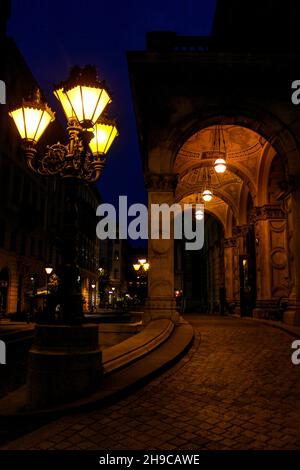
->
[[8, 0, 217, 208]]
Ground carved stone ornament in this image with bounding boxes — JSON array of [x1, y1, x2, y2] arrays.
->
[[223, 237, 237, 248], [145, 173, 178, 192], [255, 204, 286, 220]]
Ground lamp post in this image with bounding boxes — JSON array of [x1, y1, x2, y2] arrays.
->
[[9, 65, 118, 324], [45, 266, 53, 300], [132, 259, 149, 302], [9, 65, 118, 409], [91, 282, 96, 311]]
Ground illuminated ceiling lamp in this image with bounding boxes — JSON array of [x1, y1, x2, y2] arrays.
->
[[195, 208, 204, 220], [202, 167, 213, 202], [214, 156, 227, 174], [213, 125, 227, 174], [202, 189, 213, 202]]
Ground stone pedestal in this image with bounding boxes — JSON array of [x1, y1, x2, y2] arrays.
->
[[27, 324, 102, 410], [223, 237, 237, 305], [144, 297, 179, 324], [283, 303, 300, 326]]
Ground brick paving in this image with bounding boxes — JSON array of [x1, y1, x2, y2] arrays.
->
[[3, 316, 300, 450]]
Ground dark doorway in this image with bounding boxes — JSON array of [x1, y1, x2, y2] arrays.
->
[[239, 225, 257, 317], [175, 214, 224, 313]]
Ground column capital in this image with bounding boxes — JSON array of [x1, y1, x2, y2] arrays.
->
[[223, 237, 237, 248], [255, 204, 286, 221], [145, 172, 178, 192], [232, 224, 250, 237]]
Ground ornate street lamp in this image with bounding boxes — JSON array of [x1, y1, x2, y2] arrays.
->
[[45, 266, 53, 300], [10, 66, 118, 183], [54, 65, 111, 128], [9, 65, 118, 324], [45, 267, 53, 276], [132, 259, 149, 304]]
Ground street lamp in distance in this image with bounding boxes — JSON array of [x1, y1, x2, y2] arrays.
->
[[45, 266, 53, 299]]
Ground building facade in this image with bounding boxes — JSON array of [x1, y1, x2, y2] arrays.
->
[[0, 1, 101, 316], [128, 1, 300, 325]]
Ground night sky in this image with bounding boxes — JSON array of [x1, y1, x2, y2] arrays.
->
[[8, 0, 217, 209]]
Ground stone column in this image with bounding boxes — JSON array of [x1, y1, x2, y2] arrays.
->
[[7, 258, 18, 313], [253, 205, 290, 319], [232, 225, 249, 316], [284, 182, 300, 325], [223, 237, 237, 304], [144, 173, 179, 324]]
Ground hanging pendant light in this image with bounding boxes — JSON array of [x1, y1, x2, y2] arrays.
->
[[202, 189, 213, 202], [195, 208, 204, 220], [214, 156, 227, 173], [202, 167, 213, 202], [213, 125, 227, 174]]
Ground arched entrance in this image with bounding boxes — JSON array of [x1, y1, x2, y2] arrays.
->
[[128, 33, 300, 325], [173, 124, 291, 319], [175, 213, 225, 313]]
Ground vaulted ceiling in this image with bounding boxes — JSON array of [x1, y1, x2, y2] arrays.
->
[[174, 125, 274, 234]]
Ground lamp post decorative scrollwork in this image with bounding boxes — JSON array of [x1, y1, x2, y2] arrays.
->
[[9, 65, 119, 324]]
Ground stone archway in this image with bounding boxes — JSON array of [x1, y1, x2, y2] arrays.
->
[[173, 123, 293, 319], [128, 36, 300, 325]]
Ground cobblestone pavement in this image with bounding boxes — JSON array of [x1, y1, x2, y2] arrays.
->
[[3, 316, 300, 450]]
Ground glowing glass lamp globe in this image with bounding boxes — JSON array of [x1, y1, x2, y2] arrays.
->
[[214, 158, 227, 173], [195, 209, 204, 221], [202, 189, 213, 202]]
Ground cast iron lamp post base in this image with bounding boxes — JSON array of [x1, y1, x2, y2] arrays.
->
[[27, 323, 102, 410]]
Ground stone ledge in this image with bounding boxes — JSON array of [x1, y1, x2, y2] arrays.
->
[[233, 315, 300, 337], [0, 317, 190, 421], [102, 318, 174, 374]]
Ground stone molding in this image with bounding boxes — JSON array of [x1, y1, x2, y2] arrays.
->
[[223, 237, 237, 248], [255, 204, 286, 221]]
